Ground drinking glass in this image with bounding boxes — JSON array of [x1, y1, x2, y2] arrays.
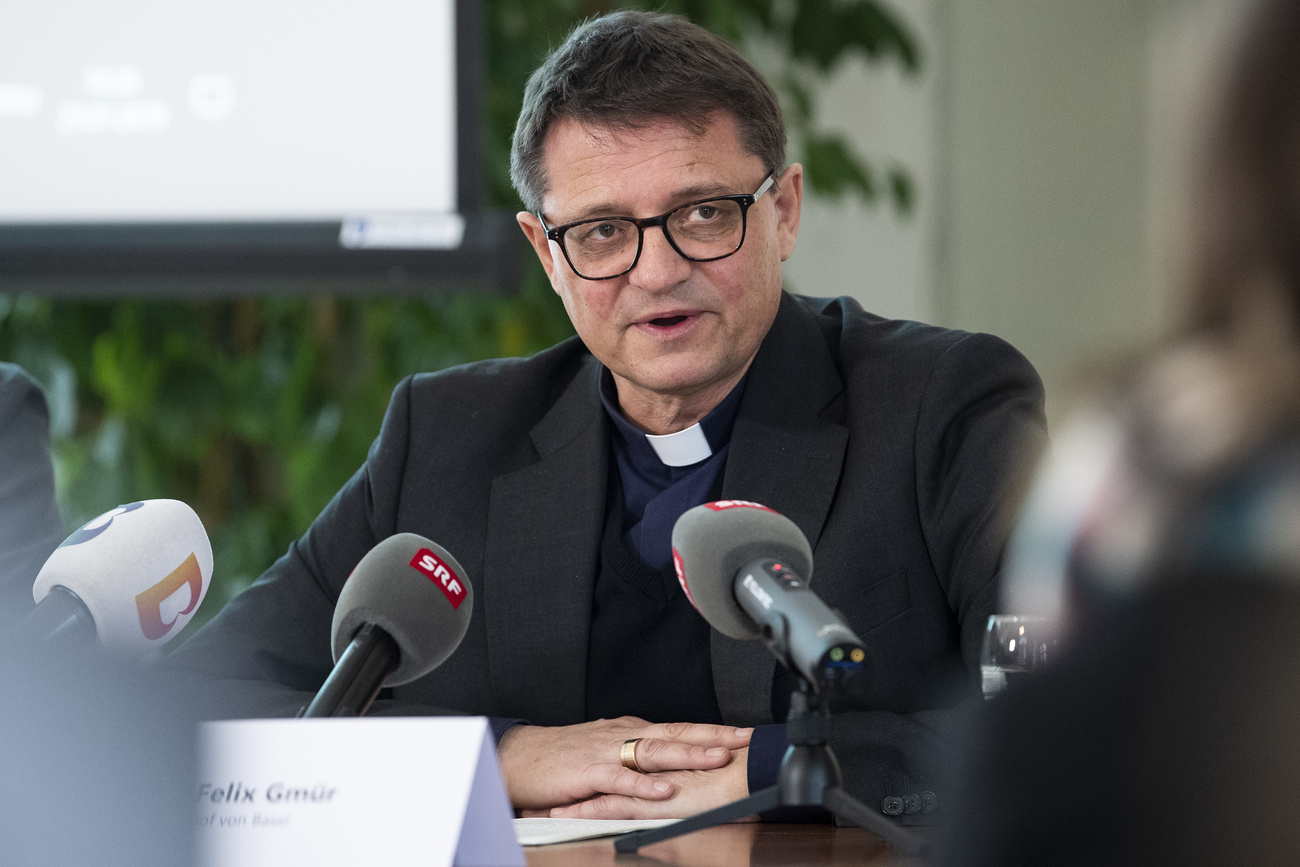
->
[[980, 615, 1058, 698]]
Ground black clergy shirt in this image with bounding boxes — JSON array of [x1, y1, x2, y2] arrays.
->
[[590, 371, 789, 792]]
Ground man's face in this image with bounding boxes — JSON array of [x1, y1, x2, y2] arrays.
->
[[517, 113, 802, 424]]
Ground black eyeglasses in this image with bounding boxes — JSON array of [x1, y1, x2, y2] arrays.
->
[[539, 174, 776, 280]]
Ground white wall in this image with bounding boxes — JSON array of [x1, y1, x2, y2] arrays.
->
[[780, 0, 1246, 424], [935, 0, 1155, 421], [780, 0, 939, 325]]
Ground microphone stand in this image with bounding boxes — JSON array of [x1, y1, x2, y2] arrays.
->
[[298, 622, 399, 718], [19, 585, 96, 648], [614, 683, 926, 856]]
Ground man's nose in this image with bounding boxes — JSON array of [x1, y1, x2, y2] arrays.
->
[[630, 225, 691, 290]]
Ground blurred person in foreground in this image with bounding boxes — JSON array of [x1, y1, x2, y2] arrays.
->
[[172, 11, 1047, 823], [0, 362, 65, 628], [943, 1, 1300, 863], [0, 366, 194, 866], [0, 640, 197, 867]]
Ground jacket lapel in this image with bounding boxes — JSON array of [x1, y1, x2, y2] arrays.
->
[[484, 358, 608, 726], [712, 295, 850, 726]]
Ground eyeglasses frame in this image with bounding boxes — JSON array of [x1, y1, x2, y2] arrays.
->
[[538, 173, 777, 281]]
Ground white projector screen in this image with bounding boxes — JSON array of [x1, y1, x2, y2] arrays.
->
[[0, 0, 510, 293], [1, 0, 457, 221]]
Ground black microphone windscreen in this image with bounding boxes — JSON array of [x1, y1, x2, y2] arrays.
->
[[671, 501, 813, 640], [330, 533, 473, 686]]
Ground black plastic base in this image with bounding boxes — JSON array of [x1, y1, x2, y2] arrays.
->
[[613, 778, 924, 855], [614, 695, 926, 856]]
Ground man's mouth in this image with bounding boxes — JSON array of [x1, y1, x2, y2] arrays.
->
[[649, 315, 689, 327]]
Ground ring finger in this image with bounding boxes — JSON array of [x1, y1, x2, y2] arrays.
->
[[620, 737, 732, 774]]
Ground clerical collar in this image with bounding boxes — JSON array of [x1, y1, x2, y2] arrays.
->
[[598, 370, 747, 468], [645, 425, 711, 467]]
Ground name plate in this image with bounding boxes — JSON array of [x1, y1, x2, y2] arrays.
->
[[197, 717, 523, 867]]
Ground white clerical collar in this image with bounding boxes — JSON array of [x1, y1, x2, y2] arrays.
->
[[645, 423, 713, 467]]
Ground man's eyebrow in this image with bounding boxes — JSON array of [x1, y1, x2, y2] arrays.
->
[[671, 181, 739, 202], [558, 182, 743, 223]]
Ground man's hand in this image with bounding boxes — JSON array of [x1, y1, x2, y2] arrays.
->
[[498, 717, 751, 812], [545, 747, 751, 820]]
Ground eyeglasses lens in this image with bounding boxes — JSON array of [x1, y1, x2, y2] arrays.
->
[[562, 198, 745, 279]]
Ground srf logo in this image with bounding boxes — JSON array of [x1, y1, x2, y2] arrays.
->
[[703, 500, 775, 512], [410, 549, 466, 609], [673, 547, 697, 610]]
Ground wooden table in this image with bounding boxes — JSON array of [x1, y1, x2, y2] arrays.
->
[[524, 823, 927, 866]]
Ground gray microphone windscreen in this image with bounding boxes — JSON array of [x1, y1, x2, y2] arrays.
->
[[671, 501, 813, 640], [331, 533, 473, 686]]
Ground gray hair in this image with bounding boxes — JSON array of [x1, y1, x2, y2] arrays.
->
[[509, 11, 785, 213]]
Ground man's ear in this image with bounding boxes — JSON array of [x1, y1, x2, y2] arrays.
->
[[773, 163, 803, 262], [517, 212, 560, 286]]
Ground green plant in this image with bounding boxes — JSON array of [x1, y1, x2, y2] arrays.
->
[[0, 285, 572, 618], [487, 0, 920, 212], [0, 0, 918, 630]]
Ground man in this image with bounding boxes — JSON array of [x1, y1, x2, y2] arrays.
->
[[0, 362, 66, 629], [173, 11, 1046, 823]]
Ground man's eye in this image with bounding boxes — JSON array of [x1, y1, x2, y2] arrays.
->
[[689, 205, 719, 221], [581, 222, 623, 242]]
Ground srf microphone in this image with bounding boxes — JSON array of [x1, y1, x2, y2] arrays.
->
[[301, 533, 473, 717], [672, 501, 871, 697], [26, 500, 213, 655]]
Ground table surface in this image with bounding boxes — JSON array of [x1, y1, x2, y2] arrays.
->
[[523, 822, 927, 867]]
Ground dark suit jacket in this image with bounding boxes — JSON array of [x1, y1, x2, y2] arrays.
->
[[0, 363, 65, 629], [173, 293, 1047, 820]]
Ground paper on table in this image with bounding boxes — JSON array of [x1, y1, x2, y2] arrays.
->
[[513, 817, 677, 846]]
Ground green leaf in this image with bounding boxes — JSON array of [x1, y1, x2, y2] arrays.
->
[[802, 133, 875, 200], [888, 165, 916, 215], [782, 72, 816, 126], [788, 0, 919, 74], [844, 2, 921, 73]]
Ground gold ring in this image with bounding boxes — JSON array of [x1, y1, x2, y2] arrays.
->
[[620, 737, 644, 772]]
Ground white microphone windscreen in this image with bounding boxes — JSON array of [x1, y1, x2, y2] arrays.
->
[[33, 500, 213, 655]]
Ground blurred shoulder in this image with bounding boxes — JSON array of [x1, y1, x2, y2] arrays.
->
[[0, 362, 47, 405], [0, 362, 52, 430]]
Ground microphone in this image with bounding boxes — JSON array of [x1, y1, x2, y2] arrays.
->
[[301, 533, 473, 717], [619, 501, 924, 856], [672, 501, 871, 698], [25, 500, 213, 655]]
